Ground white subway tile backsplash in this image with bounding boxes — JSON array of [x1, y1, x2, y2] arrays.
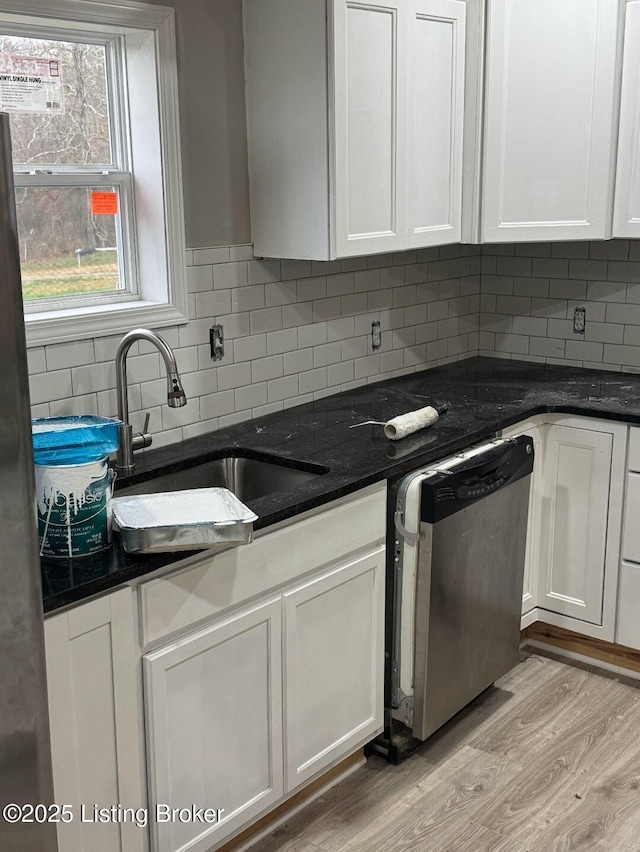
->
[[231, 284, 265, 313], [284, 348, 313, 375], [298, 368, 327, 394], [529, 337, 565, 358], [532, 258, 569, 279], [162, 398, 202, 430], [213, 261, 248, 289], [267, 328, 298, 355], [564, 340, 603, 362], [312, 297, 342, 322], [296, 276, 326, 303], [30, 369, 73, 404], [281, 259, 312, 280], [248, 259, 281, 285], [313, 342, 342, 368], [193, 247, 230, 266], [50, 393, 98, 416], [251, 355, 284, 383], [282, 302, 313, 329], [235, 382, 268, 411], [27, 347, 46, 375], [327, 360, 355, 385], [200, 389, 236, 420], [585, 322, 624, 344], [233, 334, 267, 363], [46, 340, 94, 371], [326, 272, 355, 298], [26, 242, 481, 448], [297, 322, 327, 349], [72, 361, 114, 395], [250, 307, 283, 334], [268, 374, 299, 402], [195, 290, 232, 318], [187, 265, 214, 293], [217, 362, 252, 391], [229, 245, 254, 262], [214, 312, 251, 339], [265, 281, 297, 307], [607, 261, 640, 284], [480, 241, 640, 372]]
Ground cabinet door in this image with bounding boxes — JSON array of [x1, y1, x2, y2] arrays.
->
[[538, 425, 612, 624], [44, 589, 146, 852], [332, 0, 408, 256], [613, 0, 640, 238], [283, 548, 384, 791], [482, 0, 619, 242], [407, 0, 465, 247], [144, 599, 283, 852]]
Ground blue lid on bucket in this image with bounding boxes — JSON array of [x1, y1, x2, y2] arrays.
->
[[32, 415, 121, 465]]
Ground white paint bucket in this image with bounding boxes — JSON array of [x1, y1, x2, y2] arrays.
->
[[35, 458, 112, 558]]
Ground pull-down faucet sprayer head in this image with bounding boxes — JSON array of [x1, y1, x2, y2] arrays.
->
[[167, 371, 187, 408]]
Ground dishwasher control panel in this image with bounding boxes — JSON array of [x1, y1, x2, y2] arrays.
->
[[421, 436, 534, 523]]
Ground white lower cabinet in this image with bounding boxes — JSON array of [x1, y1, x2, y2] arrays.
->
[[144, 598, 284, 852], [616, 429, 640, 649], [143, 546, 385, 852], [538, 424, 613, 625], [141, 483, 386, 852], [44, 588, 146, 852], [44, 483, 386, 852], [505, 416, 627, 641], [283, 549, 384, 791]]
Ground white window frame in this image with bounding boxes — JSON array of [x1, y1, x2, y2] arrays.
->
[[1, 0, 188, 347]]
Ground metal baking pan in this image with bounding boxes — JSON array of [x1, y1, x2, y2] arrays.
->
[[111, 488, 258, 554]]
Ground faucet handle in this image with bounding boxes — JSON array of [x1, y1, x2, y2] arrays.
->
[[132, 411, 153, 452]]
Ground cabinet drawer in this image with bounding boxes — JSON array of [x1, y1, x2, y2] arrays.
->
[[623, 473, 640, 563], [629, 427, 640, 472], [139, 483, 386, 647]]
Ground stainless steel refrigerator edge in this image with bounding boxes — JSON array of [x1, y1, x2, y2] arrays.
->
[[0, 112, 57, 850]]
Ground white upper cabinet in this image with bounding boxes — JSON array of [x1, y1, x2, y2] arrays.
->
[[613, 0, 640, 237], [481, 0, 621, 243], [243, 0, 467, 259], [333, 1, 408, 256], [407, 0, 467, 247]]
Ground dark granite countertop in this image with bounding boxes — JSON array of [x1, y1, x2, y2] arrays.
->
[[41, 356, 640, 613]]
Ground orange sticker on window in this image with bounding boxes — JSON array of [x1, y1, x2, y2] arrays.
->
[[91, 191, 118, 216]]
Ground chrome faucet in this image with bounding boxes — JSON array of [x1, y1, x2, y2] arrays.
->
[[115, 328, 187, 473]]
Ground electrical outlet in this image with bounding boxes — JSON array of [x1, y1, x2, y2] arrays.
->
[[371, 320, 382, 351], [573, 307, 586, 334], [210, 325, 224, 360]]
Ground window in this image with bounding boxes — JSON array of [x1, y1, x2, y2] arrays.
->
[[1, 0, 187, 346]]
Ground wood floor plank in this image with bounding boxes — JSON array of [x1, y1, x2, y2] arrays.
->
[[254, 650, 640, 852], [527, 747, 640, 851], [468, 659, 593, 760], [414, 653, 565, 767]]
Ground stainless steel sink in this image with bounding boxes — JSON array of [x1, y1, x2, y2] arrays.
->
[[116, 455, 326, 502]]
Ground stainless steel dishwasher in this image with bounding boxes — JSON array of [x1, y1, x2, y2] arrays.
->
[[381, 436, 533, 760]]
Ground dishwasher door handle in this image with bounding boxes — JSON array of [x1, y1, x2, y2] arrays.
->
[[394, 510, 420, 544]]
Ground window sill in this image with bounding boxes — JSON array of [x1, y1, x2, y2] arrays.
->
[[25, 299, 189, 348]]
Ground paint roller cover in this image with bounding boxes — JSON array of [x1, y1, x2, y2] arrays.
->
[[31, 415, 121, 465], [384, 406, 440, 441]]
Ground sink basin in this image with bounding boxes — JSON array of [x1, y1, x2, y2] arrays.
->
[[116, 454, 328, 503]]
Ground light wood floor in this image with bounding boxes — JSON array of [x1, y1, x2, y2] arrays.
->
[[254, 649, 640, 852]]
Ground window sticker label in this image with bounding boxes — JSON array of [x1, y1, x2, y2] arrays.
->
[[90, 191, 118, 216], [0, 55, 64, 113]]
